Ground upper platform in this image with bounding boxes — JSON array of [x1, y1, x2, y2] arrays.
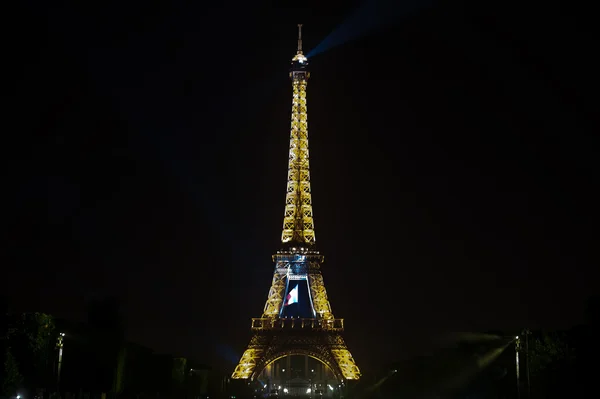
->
[[290, 24, 310, 80], [291, 52, 309, 72]]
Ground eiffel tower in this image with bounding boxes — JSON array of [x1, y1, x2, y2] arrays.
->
[[231, 25, 361, 386]]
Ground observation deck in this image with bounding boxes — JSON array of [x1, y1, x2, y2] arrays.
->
[[251, 318, 344, 331]]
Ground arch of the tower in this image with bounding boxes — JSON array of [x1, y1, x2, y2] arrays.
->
[[252, 350, 342, 382]]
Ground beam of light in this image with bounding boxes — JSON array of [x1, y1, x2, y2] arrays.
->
[[307, 0, 436, 58], [439, 341, 512, 395], [354, 336, 518, 398], [370, 370, 396, 390], [440, 331, 506, 344], [354, 369, 397, 398], [215, 343, 242, 365]]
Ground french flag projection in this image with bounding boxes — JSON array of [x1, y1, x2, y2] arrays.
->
[[284, 284, 299, 306]]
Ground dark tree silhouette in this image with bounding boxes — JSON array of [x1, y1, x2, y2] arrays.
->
[[2, 348, 24, 396]]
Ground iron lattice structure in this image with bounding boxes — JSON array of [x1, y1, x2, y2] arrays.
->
[[281, 60, 314, 245], [231, 25, 361, 382]]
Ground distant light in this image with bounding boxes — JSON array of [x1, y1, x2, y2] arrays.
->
[[306, 388, 311, 394], [282, 368, 285, 372], [311, 369, 314, 372], [515, 336, 519, 339], [60, 332, 65, 336], [17, 396, 21, 399], [283, 388, 288, 393]]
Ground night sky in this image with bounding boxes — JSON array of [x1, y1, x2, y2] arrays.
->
[[5, 0, 597, 373]]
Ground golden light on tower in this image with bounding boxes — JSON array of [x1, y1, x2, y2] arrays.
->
[[231, 25, 361, 382]]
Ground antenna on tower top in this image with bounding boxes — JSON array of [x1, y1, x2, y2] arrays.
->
[[297, 24, 303, 53]]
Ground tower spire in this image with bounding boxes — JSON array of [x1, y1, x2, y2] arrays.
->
[[282, 25, 313, 246]]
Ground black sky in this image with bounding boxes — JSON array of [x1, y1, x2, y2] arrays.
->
[[5, 0, 598, 373]]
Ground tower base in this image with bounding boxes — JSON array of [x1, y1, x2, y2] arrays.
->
[[232, 323, 360, 382]]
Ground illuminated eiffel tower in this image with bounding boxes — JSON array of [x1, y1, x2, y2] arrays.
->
[[231, 25, 361, 385]]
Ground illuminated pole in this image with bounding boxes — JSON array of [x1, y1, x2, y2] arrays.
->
[[523, 329, 531, 399], [56, 332, 65, 391], [515, 335, 521, 399]]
